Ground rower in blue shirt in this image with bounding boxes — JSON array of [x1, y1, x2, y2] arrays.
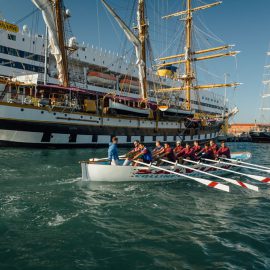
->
[[133, 143, 152, 166]]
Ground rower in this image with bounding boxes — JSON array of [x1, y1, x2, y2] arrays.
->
[[175, 143, 194, 163], [152, 140, 164, 160], [192, 140, 201, 155], [159, 142, 176, 162], [216, 141, 231, 158], [132, 143, 152, 166], [180, 143, 195, 161], [123, 140, 141, 166], [197, 143, 215, 160], [209, 139, 218, 157], [108, 136, 119, 165], [174, 140, 183, 157]]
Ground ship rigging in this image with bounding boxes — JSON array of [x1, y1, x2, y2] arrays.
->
[[0, 0, 240, 147]]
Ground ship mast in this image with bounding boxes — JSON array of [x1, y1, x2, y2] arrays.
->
[[185, 0, 192, 110], [137, 0, 148, 101], [101, 0, 148, 101], [55, 0, 69, 87], [156, 0, 240, 111]]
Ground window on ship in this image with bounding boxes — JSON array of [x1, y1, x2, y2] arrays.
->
[[8, 34, 16, 41]]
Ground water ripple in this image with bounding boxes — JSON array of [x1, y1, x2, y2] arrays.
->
[[0, 144, 270, 269]]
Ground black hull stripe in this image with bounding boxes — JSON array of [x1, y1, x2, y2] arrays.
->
[[251, 138, 270, 143], [0, 139, 211, 149]]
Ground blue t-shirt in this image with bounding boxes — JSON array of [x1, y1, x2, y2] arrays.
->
[[108, 143, 119, 161], [140, 147, 152, 162]]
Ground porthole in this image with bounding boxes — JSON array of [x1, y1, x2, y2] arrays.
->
[[41, 111, 44, 114], [20, 108, 24, 112]]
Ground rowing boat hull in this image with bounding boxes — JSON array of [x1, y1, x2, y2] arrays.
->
[[81, 152, 251, 182]]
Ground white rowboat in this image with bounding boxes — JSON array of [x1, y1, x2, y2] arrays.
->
[[81, 152, 251, 183]]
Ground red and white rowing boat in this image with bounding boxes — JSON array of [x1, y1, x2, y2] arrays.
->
[[81, 151, 248, 179]]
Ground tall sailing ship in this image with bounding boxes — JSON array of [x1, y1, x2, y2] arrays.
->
[[250, 47, 270, 143], [0, 0, 239, 147]]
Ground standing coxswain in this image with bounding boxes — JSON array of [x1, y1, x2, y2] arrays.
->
[[108, 136, 119, 165]]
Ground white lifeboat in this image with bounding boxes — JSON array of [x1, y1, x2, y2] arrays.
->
[[87, 71, 117, 86], [119, 78, 140, 91]]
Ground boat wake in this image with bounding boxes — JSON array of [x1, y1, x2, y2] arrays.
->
[[55, 177, 81, 185], [47, 213, 78, 227]]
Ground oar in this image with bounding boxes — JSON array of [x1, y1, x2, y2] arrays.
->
[[203, 158, 270, 173], [89, 157, 109, 162], [160, 159, 258, 192], [183, 159, 270, 184], [133, 160, 230, 192], [89, 155, 126, 162], [220, 156, 270, 171]]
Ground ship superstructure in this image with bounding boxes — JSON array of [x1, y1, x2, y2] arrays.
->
[[0, 0, 239, 147], [0, 28, 227, 115]]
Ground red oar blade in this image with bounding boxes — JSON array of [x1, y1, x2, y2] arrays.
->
[[237, 180, 259, 191], [246, 174, 270, 183], [192, 177, 230, 192], [261, 177, 270, 183]]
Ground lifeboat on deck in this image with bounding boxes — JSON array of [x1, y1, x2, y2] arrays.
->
[[119, 78, 140, 91], [87, 71, 117, 86]]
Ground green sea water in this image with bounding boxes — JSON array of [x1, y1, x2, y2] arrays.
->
[[0, 143, 270, 270]]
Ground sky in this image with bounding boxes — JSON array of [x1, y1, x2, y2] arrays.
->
[[1, 0, 270, 123]]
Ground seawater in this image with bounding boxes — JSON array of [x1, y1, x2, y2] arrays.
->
[[0, 143, 270, 270]]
